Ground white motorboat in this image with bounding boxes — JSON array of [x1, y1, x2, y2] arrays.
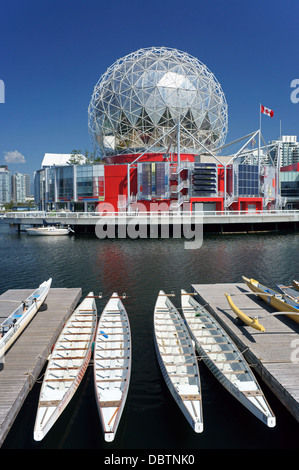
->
[[26, 225, 74, 236]]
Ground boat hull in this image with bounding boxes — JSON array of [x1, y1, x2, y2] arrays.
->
[[243, 276, 299, 324], [94, 293, 131, 442], [181, 290, 275, 428], [34, 346, 93, 441], [154, 335, 203, 433], [154, 291, 203, 433], [26, 227, 70, 236], [33, 293, 97, 441], [0, 279, 52, 359]]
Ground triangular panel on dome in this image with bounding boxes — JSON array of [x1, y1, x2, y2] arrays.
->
[[211, 131, 220, 143], [108, 101, 121, 127], [180, 109, 198, 132], [158, 107, 176, 127], [136, 108, 155, 133], [118, 76, 133, 95], [146, 108, 165, 127], [177, 88, 197, 109], [101, 116, 115, 141], [144, 56, 159, 71], [200, 112, 212, 131], [134, 87, 155, 107], [131, 60, 146, 76], [145, 87, 165, 110], [208, 110, 220, 128], [117, 111, 132, 136], [126, 105, 143, 126]]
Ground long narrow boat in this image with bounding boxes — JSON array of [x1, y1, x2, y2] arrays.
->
[[94, 293, 131, 442], [242, 276, 299, 324], [224, 293, 265, 332], [0, 278, 52, 359], [34, 292, 97, 441], [153, 291, 203, 433], [181, 290, 275, 427], [292, 280, 299, 292]]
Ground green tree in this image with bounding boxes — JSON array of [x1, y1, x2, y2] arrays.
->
[[68, 150, 85, 165], [69, 149, 104, 165]]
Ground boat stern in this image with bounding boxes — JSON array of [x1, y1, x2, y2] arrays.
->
[[266, 415, 276, 428], [33, 428, 45, 442], [194, 419, 204, 433], [104, 432, 116, 442]]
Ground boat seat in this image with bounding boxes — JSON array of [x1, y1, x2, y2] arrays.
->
[[99, 400, 121, 407]]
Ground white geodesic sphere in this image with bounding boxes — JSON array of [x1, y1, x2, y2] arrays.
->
[[88, 47, 228, 156]]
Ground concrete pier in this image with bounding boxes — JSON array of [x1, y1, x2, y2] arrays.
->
[[3, 209, 299, 234], [192, 282, 299, 422], [0, 287, 82, 447]]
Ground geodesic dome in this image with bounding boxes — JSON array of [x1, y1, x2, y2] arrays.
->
[[88, 47, 228, 157]]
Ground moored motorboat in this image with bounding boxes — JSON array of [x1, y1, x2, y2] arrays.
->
[[33, 292, 97, 441], [224, 293, 265, 332], [0, 279, 52, 360], [26, 225, 74, 236], [181, 290, 275, 427], [242, 276, 299, 324], [94, 293, 131, 442], [154, 290, 203, 433]]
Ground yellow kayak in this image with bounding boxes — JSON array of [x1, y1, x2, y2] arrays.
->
[[243, 276, 299, 324], [225, 293, 265, 332]]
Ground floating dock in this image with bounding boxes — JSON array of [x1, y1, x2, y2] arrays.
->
[[192, 282, 299, 423], [0, 287, 82, 447]]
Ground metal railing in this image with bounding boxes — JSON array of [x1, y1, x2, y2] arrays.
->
[[2, 209, 299, 219]]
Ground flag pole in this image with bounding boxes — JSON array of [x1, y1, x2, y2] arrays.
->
[[258, 103, 261, 194]]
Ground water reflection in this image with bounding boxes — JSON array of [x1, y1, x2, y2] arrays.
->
[[1, 222, 299, 449]]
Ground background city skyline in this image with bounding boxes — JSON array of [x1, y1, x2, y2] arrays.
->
[[0, 0, 298, 180]]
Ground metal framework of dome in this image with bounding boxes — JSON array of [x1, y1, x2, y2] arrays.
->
[[88, 47, 228, 157]]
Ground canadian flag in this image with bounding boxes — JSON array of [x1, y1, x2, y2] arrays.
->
[[261, 104, 274, 118]]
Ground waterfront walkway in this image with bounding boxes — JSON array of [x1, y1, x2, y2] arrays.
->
[[3, 209, 299, 234], [0, 287, 81, 447], [192, 282, 299, 423]]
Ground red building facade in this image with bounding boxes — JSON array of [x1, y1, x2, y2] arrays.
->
[[95, 152, 264, 213]]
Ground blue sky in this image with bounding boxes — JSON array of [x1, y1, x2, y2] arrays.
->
[[0, 0, 298, 181]]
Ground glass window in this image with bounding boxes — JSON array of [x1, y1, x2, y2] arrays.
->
[[237, 164, 259, 196], [76, 165, 104, 199], [57, 166, 74, 199], [48, 168, 55, 201]]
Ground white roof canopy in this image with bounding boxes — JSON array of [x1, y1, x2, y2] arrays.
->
[[41, 153, 86, 168]]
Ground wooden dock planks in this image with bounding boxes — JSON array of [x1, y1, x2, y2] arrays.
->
[[0, 287, 82, 447], [192, 282, 299, 423]]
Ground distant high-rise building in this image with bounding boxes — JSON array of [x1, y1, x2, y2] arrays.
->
[[24, 174, 31, 197], [11, 172, 26, 203], [270, 136, 299, 167], [0, 167, 11, 203]]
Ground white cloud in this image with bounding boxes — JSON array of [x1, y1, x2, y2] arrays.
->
[[4, 150, 26, 164]]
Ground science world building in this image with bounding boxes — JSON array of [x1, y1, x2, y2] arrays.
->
[[35, 47, 280, 213]]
